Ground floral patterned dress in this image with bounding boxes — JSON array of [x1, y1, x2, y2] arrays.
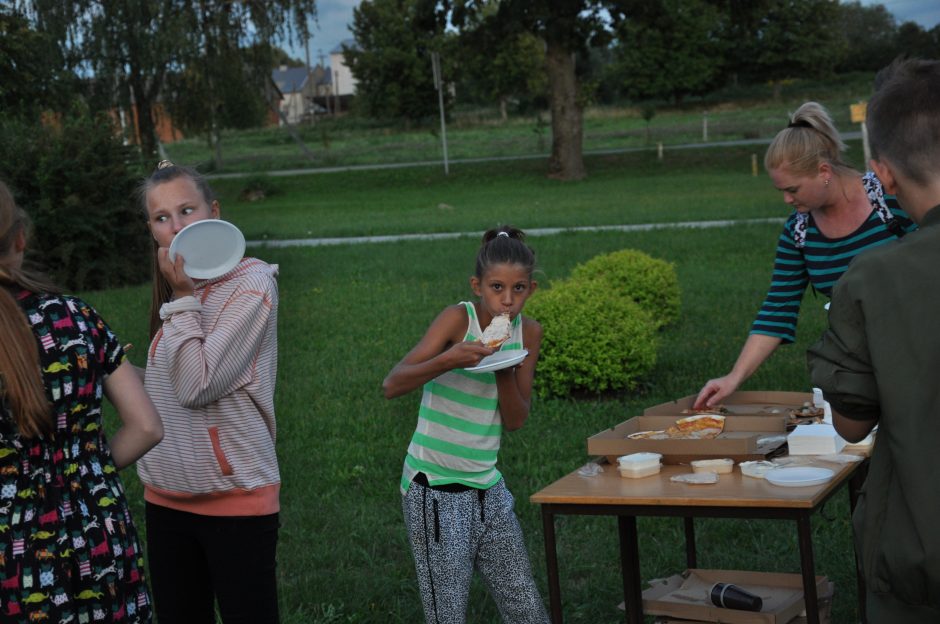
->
[[0, 290, 152, 623]]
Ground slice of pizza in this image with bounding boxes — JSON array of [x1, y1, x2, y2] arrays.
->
[[665, 414, 726, 439]]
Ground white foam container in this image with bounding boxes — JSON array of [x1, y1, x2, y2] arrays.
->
[[618, 452, 662, 478], [690, 458, 734, 474]]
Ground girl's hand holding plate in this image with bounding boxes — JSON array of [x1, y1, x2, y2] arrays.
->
[[446, 340, 494, 370], [157, 247, 194, 300]]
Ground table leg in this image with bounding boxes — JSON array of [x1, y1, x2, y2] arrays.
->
[[618, 515, 643, 624], [797, 513, 820, 624], [541, 506, 563, 624], [683, 517, 697, 568]]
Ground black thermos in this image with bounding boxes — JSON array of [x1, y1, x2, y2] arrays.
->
[[709, 582, 763, 611]]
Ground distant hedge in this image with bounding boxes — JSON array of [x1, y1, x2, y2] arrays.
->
[[527, 248, 680, 397], [0, 111, 150, 291]]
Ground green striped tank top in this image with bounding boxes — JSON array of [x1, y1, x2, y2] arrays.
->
[[400, 301, 525, 494]]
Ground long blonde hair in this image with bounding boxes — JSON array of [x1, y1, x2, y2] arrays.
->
[[0, 181, 58, 438]]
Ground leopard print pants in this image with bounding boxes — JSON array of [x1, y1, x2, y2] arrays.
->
[[402, 478, 550, 624]]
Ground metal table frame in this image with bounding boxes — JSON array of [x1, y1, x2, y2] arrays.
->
[[536, 464, 868, 624]]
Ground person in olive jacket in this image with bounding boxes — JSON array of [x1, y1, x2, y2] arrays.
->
[[808, 58, 940, 624]]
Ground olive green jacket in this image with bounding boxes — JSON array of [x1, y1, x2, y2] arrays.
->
[[808, 205, 940, 613]]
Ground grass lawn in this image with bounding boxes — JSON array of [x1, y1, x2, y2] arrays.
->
[[86, 147, 863, 622], [209, 140, 861, 243]]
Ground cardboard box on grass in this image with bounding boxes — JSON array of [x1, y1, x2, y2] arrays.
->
[[587, 391, 809, 465], [630, 569, 829, 624]]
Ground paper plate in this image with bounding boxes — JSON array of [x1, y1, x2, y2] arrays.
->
[[168, 219, 245, 279], [765, 466, 834, 487], [464, 349, 528, 373]]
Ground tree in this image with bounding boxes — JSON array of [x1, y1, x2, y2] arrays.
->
[[19, 0, 316, 163], [346, 0, 454, 123], [451, 0, 622, 181], [0, 6, 76, 119], [895, 21, 939, 60], [835, 1, 897, 72], [606, 0, 724, 104], [740, 0, 845, 99], [457, 12, 547, 121]]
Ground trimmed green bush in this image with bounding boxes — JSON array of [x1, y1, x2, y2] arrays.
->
[[570, 248, 680, 329], [526, 278, 659, 397]]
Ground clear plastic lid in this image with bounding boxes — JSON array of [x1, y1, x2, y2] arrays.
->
[[617, 452, 662, 468]]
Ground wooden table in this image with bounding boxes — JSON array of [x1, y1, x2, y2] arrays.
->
[[530, 459, 867, 624]]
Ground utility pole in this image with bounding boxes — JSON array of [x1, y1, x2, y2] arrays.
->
[[334, 70, 340, 115], [431, 51, 449, 175], [304, 31, 313, 124]]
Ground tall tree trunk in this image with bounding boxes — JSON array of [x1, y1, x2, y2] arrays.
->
[[130, 82, 159, 163], [499, 96, 508, 122], [544, 39, 585, 181]]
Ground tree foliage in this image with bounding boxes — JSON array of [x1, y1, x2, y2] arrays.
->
[[835, 1, 898, 72], [346, 0, 454, 122], [17, 0, 315, 163], [607, 0, 724, 103], [458, 28, 547, 120], [744, 0, 844, 97], [0, 110, 149, 290], [0, 6, 76, 119]]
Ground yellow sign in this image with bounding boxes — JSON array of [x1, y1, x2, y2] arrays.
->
[[851, 102, 867, 123]]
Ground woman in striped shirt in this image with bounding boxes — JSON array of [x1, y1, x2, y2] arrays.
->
[[383, 226, 549, 624], [694, 102, 916, 410], [136, 162, 281, 624]]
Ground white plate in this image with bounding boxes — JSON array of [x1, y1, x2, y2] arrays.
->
[[168, 220, 246, 279], [464, 349, 528, 373], [765, 466, 835, 487]]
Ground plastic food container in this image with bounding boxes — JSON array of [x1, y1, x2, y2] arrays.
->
[[690, 458, 734, 474], [617, 452, 662, 478]]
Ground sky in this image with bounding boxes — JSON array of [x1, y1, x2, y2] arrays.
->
[[288, 0, 939, 66]]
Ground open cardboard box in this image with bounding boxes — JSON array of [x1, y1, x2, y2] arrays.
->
[[587, 413, 787, 465], [643, 391, 814, 418], [628, 569, 830, 624], [653, 581, 834, 624], [587, 391, 810, 465]]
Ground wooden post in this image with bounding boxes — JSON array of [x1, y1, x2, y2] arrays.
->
[[751, 153, 758, 177], [657, 142, 663, 161], [702, 110, 708, 142], [851, 102, 870, 165]]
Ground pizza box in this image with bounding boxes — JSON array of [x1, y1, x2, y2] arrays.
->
[[630, 569, 830, 624], [587, 413, 787, 465], [644, 391, 814, 418]]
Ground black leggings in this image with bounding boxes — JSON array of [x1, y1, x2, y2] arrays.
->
[[145, 502, 280, 624]]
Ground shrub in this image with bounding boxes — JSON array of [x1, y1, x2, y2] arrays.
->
[[0, 111, 149, 291], [526, 278, 659, 397], [239, 174, 281, 202], [570, 249, 680, 329]]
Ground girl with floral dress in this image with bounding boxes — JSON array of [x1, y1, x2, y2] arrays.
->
[[0, 180, 163, 623]]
